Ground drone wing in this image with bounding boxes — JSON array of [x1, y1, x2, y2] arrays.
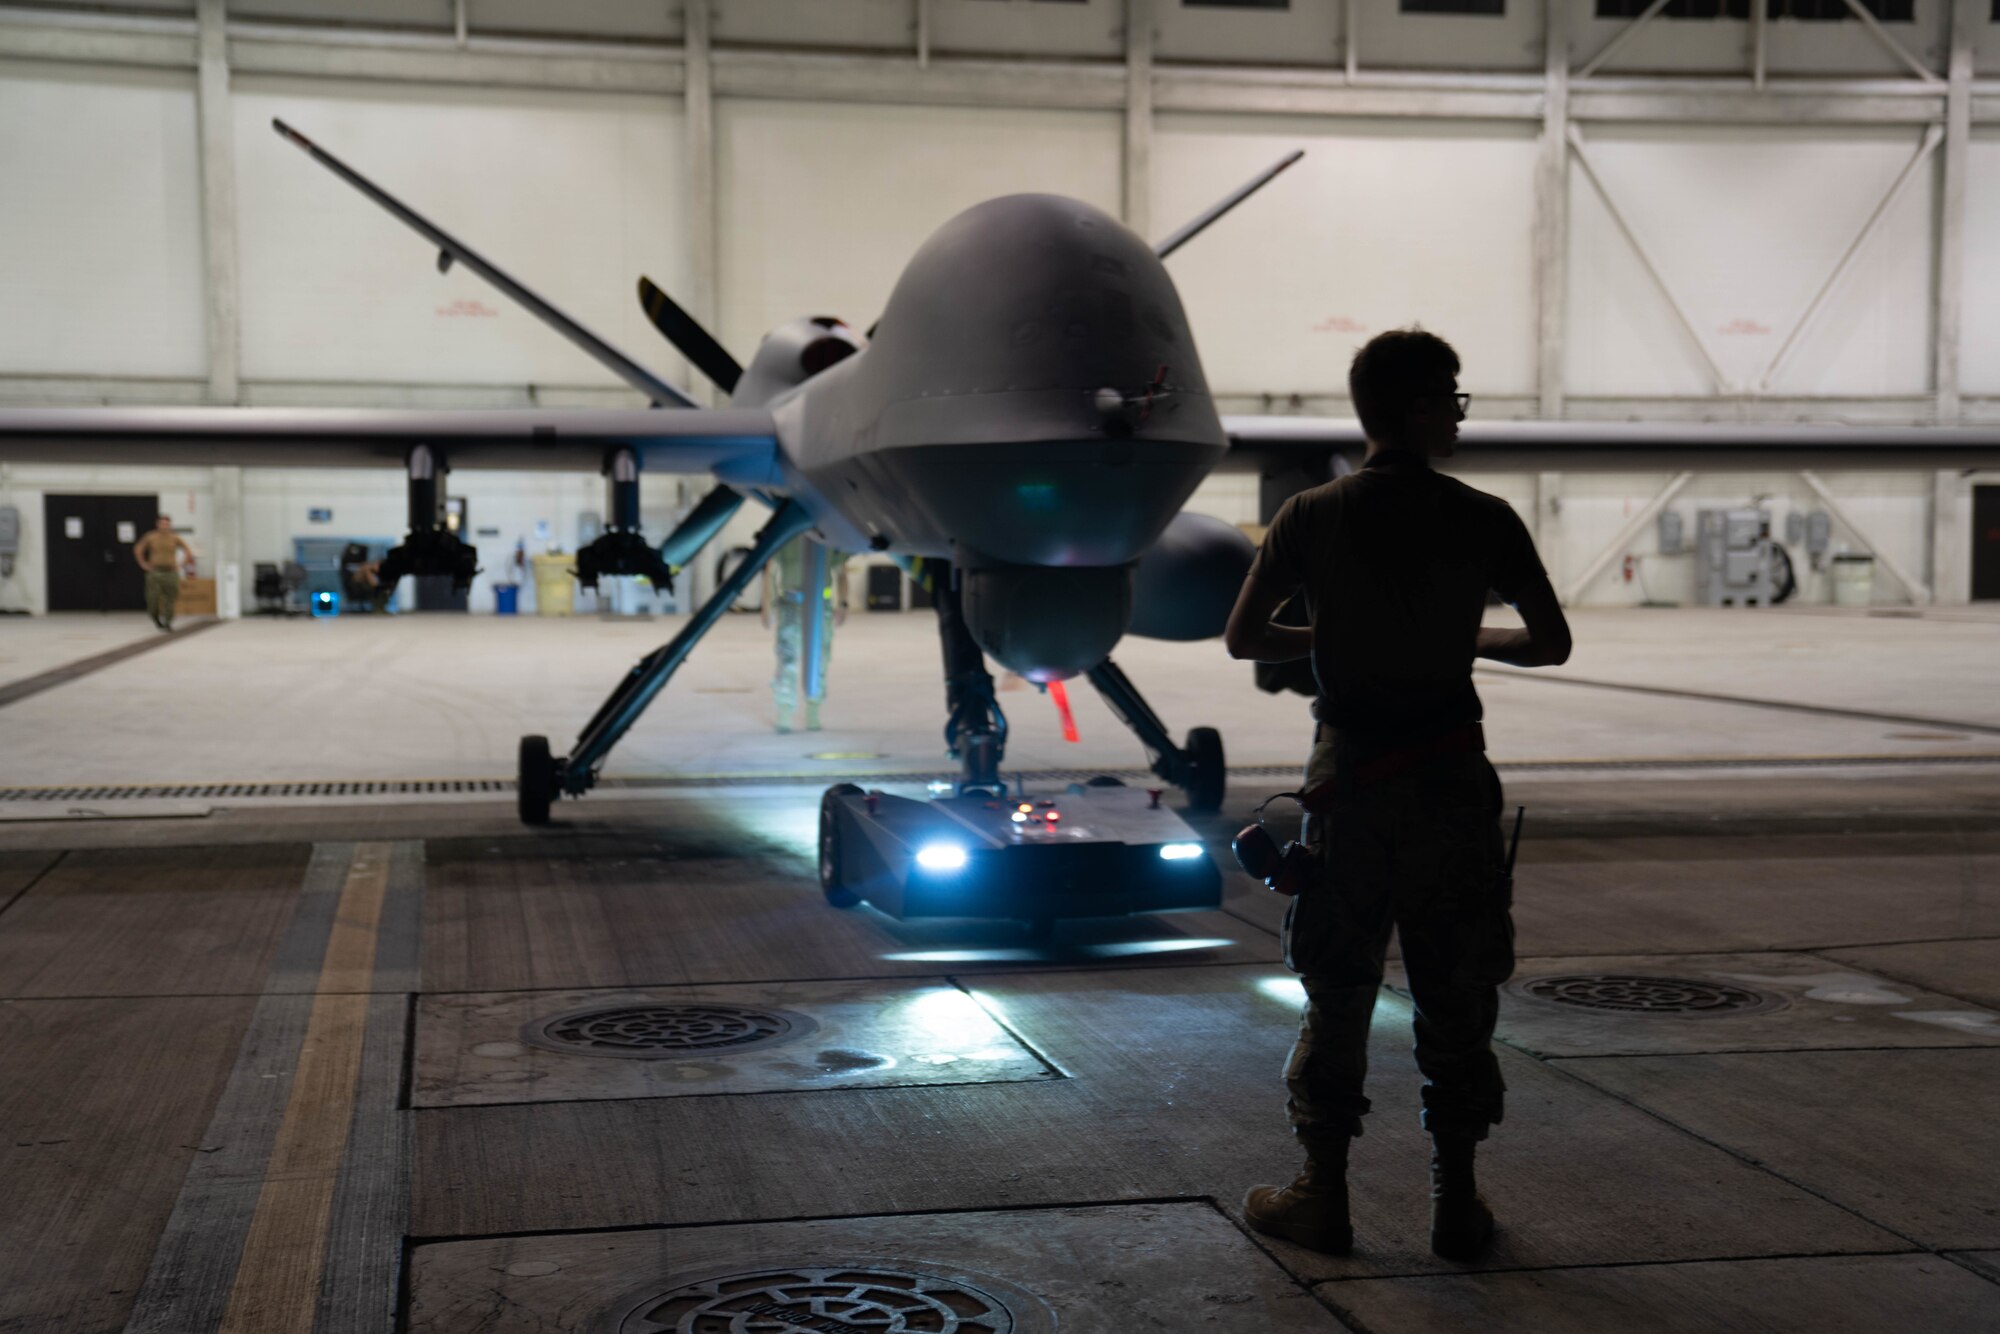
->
[[0, 405, 783, 486], [273, 119, 697, 410]]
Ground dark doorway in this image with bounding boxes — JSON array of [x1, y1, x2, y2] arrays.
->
[[43, 494, 158, 612], [1974, 485, 2000, 601]]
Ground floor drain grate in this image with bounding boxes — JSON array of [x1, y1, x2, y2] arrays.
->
[[0, 777, 513, 802], [606, 1265, 1045, 1333], [521, 1001, 816, 1059], [1513, 974, 1781, 1017]]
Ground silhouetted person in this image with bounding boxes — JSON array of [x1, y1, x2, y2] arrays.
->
[[1223, 329, 1571, 1261]]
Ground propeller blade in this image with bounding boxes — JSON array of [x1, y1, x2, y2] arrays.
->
[[638, 276, 743, 394]]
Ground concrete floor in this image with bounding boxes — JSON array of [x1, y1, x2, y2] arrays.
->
[[1, 605, 1997, 792], [0, 611, 160, 689], [0, 607, 1996, 1331]]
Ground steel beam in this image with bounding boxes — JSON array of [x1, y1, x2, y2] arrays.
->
[[1757, 123, 1943, 393], [1751, 0, 1768, 89], [0, 11, 193, 66], [1563, 470, 1693, 605], [686, 0, 718, 407], [226, 32, 683, 93], [1839, 0, 1943, 84], [1931, 468, 1965, 603], [712, 48, 1123, 110], [196, 0, 239, 405], [1798, 468, 1932, 603], [5, 11, 1984, 126], [1574, 0, 1673, 81], [1535, 0, 1569, 419], [1567, 124, 1732, 393], [1124, 0, 1153, 240], [1156, 68, 1539, 119], [1570, 86, 1944, 123], [1936, 0, 1978, 422]]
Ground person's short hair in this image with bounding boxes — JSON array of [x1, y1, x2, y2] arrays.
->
[[1348, 328, 1460, 445]]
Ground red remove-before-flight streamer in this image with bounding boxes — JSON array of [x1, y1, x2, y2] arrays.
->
[[1048, 679, 1080, 743]]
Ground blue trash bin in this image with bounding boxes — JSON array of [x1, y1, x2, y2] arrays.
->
[[494, 583, 520, 615]]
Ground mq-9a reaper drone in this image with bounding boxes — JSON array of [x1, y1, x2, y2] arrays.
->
[[1, 125, 1316, 930]]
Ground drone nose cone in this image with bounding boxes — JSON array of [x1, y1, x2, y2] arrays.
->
[[794, 193, 1229, 570], [858, 193, 1224, 455]]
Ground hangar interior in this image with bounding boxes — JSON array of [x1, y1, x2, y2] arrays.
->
[[1, 1, 1999, 1332]]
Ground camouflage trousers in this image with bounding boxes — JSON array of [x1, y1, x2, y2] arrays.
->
[[770, 598, 835, 723], [1281, 739, 1514, 1143], [144, 569, 180, 627]]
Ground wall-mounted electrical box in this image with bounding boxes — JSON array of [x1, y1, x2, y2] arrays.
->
[[1657, 510, 1684, 556], [1695, 507, 1780, 607]]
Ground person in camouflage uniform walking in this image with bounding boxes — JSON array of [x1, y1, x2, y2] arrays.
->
[[1224, 329, 1572, 1261], [763, 536, 848, 734], [132, 515, 195, 631]]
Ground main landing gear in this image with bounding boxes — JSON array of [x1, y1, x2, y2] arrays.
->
[[515, 497, 814, 825]]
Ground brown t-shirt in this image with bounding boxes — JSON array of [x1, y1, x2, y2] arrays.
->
[[137, 530, 184, 572], [1247, 450, 1544, 746]]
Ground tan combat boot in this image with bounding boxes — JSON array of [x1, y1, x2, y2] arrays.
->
[[1243, 1137, 1353, 1254], [1428, 1135, 1495, 1261]]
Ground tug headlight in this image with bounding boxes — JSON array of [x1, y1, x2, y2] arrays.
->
[[916, 843, 969, 872], [1159, 842, 1204, 861]]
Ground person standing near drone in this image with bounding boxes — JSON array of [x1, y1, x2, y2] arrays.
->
[[1223, 329, 1572, 1261]]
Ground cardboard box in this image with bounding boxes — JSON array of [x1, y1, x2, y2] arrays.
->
[[176, 577, 217, 616]]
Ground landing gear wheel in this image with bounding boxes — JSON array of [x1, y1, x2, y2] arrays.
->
[[819, 783, 864, 908], [1182, 726, 1225, 813], [518, 734, 556, 826]]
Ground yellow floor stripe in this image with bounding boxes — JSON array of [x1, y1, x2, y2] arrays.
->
[[216, 843, 390, 1334]]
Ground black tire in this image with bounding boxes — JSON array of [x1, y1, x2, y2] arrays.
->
[[518, 734, 556, 826], [819, 783, 864, 908], [1182, 726, 1225, 812], [1085, 775, 1126, 787]]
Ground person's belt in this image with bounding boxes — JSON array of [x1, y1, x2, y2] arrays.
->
[[1300, 722, 1485, 811]]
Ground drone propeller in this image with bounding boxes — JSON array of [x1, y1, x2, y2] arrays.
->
[[637, 276, 744, 394]]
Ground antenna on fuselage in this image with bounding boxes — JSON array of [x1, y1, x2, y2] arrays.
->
[[1152, 149, 1305, 260]]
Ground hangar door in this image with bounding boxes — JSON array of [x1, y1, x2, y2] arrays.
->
[[43, 494, 157, 612], [1976, 487, 2000, 602]]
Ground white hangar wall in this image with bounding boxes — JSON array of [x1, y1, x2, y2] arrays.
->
[[232, 80, 691, 395], [715, 99, 1124, 360], [1154, 113, 1541, 405], [1566, 124, 1939, 402], [0, 60, 208, 380], [0, 0, 1996, 611]]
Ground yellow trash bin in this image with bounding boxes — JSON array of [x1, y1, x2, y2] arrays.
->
[[531, 552, 576, 616]]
